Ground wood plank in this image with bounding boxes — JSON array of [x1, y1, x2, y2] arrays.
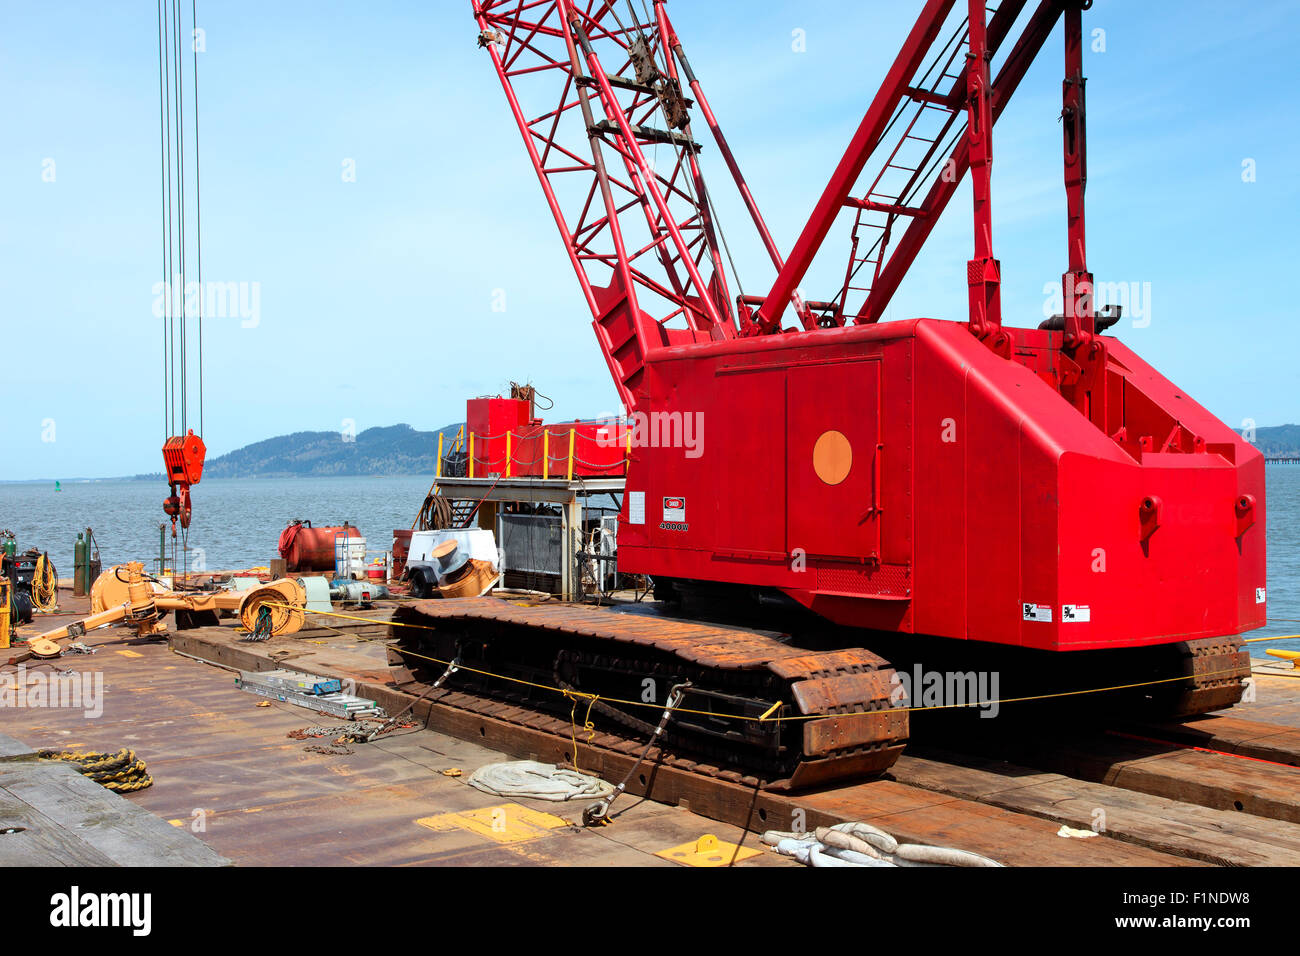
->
[[0, 793, 118, 867], [1132, 715, 1300, 767], [1101, 749, 1300, 824], [0, 759, 229, 867], [893, 751, 1300, 866], [0, 734, 35, 760], [934, 730, 1300, 826]]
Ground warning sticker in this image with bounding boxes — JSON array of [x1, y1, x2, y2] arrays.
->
[[1022, 603, 1053, 623], [627, 491, 645, 525], [662, 496, 686, 522], [1062, 604, 1091, 623], [1256, 587, 1267, 605]]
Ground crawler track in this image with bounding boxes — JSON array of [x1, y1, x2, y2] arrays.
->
[[388, 598, 907, 790], [1164, 636, 1253, 716], [385, 599, 1251, 792]]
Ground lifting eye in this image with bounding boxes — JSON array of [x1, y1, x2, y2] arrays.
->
[[1235, 494, 1257, 536], [1138, 495, 1162, 541]]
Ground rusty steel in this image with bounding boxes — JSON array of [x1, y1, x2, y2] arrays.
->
[[390, 597, 908, 789]]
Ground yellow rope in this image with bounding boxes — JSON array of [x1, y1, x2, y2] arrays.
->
[[269, 602, 1268, 721], [31, 553, 59, 612], [563, 689, 599, 774]]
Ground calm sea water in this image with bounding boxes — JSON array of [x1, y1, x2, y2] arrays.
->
[[1, 469, 1297, 653], [0, 474, 438, 579]]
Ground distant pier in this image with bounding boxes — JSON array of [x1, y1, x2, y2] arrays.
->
[[1266, 457, 1299, 464]]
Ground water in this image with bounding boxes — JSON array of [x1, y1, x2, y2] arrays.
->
[[0, 474, 438, 577], [1256, 466, 1300, 655], [1, 469, 1297, 654]]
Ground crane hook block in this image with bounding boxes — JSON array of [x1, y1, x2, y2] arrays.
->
[[163, 430, 206, 486], [162, 430, 205, 529]]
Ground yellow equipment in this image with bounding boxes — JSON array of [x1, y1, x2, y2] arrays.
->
[[1266, 649, 1300, 670], [26, 562, 306, 659], [0, 578, 11, 650]]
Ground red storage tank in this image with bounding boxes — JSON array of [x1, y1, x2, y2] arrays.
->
[[278, 520, 361, 572], [466, 395, 628, 478], [391, 529, 414, 577]]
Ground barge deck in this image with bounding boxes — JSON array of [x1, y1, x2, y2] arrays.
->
[[8, 588, 1300, 867]]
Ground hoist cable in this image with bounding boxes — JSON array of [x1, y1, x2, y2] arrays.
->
[[192, 0, 204, 437], [173, 0, 186, 434], [159, 0, 175, 438], [156, 0, 170, 439], [157, 0, 204, 443]]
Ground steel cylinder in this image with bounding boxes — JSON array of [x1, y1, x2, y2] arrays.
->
[[278, 520, 362, 572]]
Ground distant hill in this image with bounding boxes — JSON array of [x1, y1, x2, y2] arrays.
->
[[1255, 424, 1300, 458], [198, 423, 463, 478], [67, 419, 1300, 484]]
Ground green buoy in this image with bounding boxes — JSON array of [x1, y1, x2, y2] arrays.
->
[[54, 481, 61, 492]]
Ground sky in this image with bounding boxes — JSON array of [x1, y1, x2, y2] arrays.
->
[[2, 0, 1298, 480]]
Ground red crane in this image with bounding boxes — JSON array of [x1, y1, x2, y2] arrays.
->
[[392, 1, 1266, 787]]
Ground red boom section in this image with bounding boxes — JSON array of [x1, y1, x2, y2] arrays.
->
[[756, 0, 1066, 335], [474, 0, 752, 412]]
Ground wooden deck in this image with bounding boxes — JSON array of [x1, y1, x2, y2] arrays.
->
[[8, 590, 1300, 867], [0, 734, 228, 867]]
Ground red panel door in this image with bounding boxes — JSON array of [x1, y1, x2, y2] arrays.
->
[[786, 359, 882, 562]]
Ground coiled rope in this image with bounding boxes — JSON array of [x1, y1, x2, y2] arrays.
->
[[31, 553, 59, 612], [37, 748, 154, 793]]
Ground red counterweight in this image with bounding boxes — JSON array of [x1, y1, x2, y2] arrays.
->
[[162, 429, 206, 532]]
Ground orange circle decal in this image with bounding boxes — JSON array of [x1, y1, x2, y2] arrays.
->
[[813, 430, 852, 486]]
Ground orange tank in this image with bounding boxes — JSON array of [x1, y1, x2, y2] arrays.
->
[[277, 520, 361, 572]]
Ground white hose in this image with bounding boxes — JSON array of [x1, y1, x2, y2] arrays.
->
[[816, 826, 881, 859], [833, 821, 899, 854], [823, 846, 897, 867], [895, 843, 1004, 867], [809, 844, 859, 867], [764, 820, 1002, 868], [774, 837, 816, 865]]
